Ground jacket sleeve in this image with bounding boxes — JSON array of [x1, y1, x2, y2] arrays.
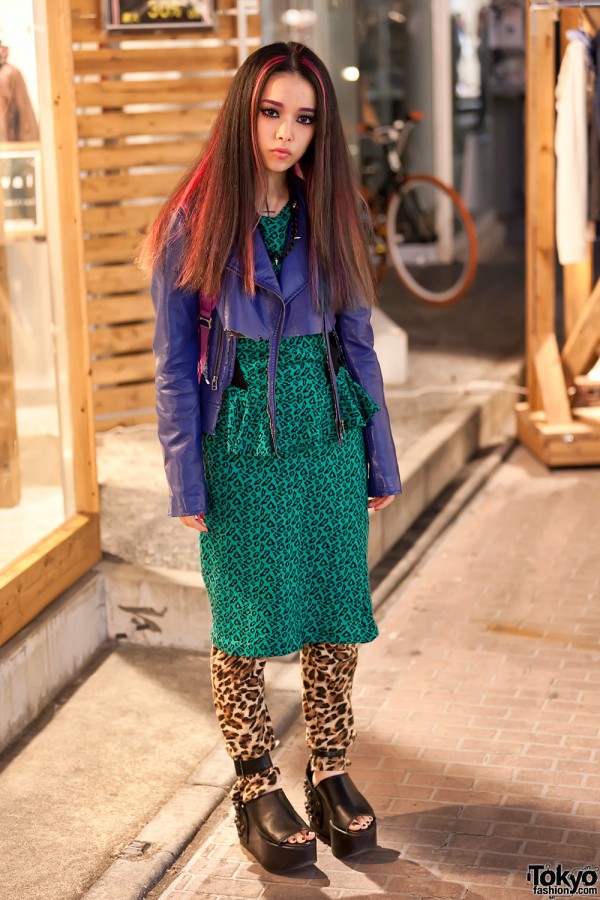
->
[[335, 304, 402, 497], [151, 222, 208, 516]]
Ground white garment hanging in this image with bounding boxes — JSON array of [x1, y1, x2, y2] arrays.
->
[[555, 31, 589, 265]]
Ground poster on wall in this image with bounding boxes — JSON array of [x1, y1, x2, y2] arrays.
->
[[103, 0, 216, 33], [0, 142, 44, 238]]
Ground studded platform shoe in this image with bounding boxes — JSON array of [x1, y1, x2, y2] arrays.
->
[[304, 749, 377, 858], [231, 752, 317, 874]]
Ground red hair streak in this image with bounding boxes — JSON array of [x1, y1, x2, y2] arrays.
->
[[250, 56, 287, 176]]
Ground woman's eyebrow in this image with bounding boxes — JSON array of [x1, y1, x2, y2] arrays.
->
[[262, 97, 316, 113]]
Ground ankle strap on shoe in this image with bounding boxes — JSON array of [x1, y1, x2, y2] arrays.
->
[[311, 749, 346, 759], [233, 752, 273, 777]]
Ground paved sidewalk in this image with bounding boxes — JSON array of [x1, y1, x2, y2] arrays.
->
[[151, 446, 600, 900]]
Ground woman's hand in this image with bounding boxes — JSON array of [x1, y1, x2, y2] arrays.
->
[[368, 495, 396, 512], [179, 515, 209, 533]]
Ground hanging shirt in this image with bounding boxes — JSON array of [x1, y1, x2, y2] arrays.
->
[[555, 32, 589, 265]]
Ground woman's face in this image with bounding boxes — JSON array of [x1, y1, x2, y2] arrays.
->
[[256, 72, 317, 175]]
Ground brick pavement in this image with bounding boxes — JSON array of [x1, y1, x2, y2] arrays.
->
[[155, 447, 600, 900]]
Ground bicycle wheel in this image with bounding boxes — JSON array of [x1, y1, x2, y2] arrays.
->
[[386, 174, 478, 305]]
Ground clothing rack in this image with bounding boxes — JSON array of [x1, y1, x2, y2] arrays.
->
[[530, 1, 600, 9], [530, 1, 600, 27], [516, 1, 600, 466]]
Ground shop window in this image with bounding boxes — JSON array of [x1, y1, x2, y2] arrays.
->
[[0, 0, 100, 646]]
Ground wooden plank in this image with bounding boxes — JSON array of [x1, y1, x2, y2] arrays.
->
[[86, 263, 148, 295], [532, 333, 573, 424], [92, 381, 156, 415], [573, 407, 600, 428], [573, 374, 600, 407], [562, 278, 600, 378], [87, 294, 154, 325], [72, 11, 260, 43], [564, 251, 593, 338], [82, 202, 161, 234], [78, 107, 217, 139], [95, 411, 157, 430], [78, 139, 201, 170], [90, 321, 154, 355], [71, 16, 100, 41], [84, 233, 143, 265], [525, 10, 537, 411], [0, 243, 21, 506], [0, 514, 101, 646], [91, 351, 155, 386], [81, 169, 183, 203], [517, 405, 581, 468], [545, 438, 600, 466], [560, 8, 580, 54], [49, 0, 99, 515], [560, 9, 593, 339], [71, 0, 97, 15], [525, 11, 556, 412], [73, 45, 237, 76], [75, 76, 231, 108]]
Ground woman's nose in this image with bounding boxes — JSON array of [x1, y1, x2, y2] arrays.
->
[[276, 119, 294, 141]]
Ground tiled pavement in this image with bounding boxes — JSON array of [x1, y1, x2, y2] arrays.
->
[[154, 446, 600, 900]]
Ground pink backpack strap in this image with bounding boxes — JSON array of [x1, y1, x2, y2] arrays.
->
[[198, 292, 217, 383]]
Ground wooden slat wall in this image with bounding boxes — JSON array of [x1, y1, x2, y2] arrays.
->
[[71, 0, 261, 430]]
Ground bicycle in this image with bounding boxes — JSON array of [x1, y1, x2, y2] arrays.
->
[[359, 113, 478, 306]]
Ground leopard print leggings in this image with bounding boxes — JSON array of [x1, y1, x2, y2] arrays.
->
[[210, 642, 358, 803]]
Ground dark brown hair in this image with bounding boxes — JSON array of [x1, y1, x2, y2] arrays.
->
[[138, 41, 376, 314]]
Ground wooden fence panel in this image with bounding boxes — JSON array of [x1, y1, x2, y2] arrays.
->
[[72, 0, 260, 429]]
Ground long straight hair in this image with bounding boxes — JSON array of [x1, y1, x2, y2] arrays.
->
[[138, 42, 376, 314]]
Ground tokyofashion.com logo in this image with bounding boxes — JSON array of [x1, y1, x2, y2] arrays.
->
[[527, 864, 599, 897]]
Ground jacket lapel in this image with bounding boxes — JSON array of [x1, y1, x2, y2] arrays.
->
[[226, 185, 310, 303], [278, 191, 309, 303]]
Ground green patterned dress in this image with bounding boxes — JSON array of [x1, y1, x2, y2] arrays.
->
[[199, 203, 380, 658]]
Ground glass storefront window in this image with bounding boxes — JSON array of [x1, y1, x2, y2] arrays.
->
[[0, 1, 76, 567], [265, 0, 361, 154]]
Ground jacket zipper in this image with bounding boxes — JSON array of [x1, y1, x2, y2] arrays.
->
[[332, 326, 349, 370], [211, 324, 225, 390], [268, 303, 286, 458], [324, 323, 345, 442], [221, 266, 290, 455]]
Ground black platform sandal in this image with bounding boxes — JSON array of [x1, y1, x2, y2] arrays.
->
[[304, 750, 377, 858], [231, 752, 317, 874]]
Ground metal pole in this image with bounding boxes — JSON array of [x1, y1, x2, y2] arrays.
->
[[530, 1, 600, 10]]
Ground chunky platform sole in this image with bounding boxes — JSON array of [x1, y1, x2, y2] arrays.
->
[[233, 791, 317, 874], [304, 771, 377, 858]]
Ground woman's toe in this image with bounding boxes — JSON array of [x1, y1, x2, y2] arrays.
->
[[289, 831, 308, 843]]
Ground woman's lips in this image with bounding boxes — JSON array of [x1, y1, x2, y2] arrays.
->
[[271, 148, 291, 158]]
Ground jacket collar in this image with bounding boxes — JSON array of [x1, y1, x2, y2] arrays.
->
[[226, 183, 310, 303]]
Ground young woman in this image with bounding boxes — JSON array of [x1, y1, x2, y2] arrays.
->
[[142, 41, 401, 875]]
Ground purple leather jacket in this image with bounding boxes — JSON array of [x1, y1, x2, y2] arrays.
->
[[151, 188, 402, 516]]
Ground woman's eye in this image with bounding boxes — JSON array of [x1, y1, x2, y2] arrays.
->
[[260, 107, 278, 118], [298, 115, 315, 126]]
